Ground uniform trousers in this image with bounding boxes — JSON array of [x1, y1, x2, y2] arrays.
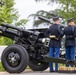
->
[[65, 46, 75, 67], [49, 47, 60, 71]]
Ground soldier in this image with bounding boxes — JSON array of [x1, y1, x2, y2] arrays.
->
[[64, 18, 76, 67], [45, 16, 64, 72]]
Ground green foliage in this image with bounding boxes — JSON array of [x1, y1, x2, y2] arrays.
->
[[0, 0, 19, 24], [29, 10, 64, 26], [0, 62, 5, 72], [57, 0, 76, 22], [15, 19, 28, 26], [35, 0, 76, 23], [0, 0, 28, 45], [0, 37, 13, 45]]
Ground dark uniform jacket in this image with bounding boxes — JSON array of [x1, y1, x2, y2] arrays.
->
[[64, 25, 76, 47], [45, 24, 64, 48]]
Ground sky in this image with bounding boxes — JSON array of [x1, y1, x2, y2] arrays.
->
[[14, 0, 59, 29]]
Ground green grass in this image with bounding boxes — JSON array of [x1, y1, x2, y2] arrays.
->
[[0, 62, 5, 72], [52, 63, 65, 67]]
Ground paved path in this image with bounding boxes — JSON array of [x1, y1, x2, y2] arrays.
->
[[0, 71, 76, 75], [0, 69, 76, 75]]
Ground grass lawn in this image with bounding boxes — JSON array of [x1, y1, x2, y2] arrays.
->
[[0, 62, 5, 72]]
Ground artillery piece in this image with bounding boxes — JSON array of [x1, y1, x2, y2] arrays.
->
[[0, 17, 76, 73], [0, 23, 49, 73]]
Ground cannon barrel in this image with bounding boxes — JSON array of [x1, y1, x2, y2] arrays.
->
[[38, 16, 66, 27], [0, 26, 21, 39], [38, 16, 51, 23], [0, 23, 42, 40], [1, 23, 22, 31], [0, 23, 26, 39]]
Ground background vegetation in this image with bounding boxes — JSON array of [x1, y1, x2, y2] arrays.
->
[[31, 0, 76, 26], [0, 0, 28, 45]]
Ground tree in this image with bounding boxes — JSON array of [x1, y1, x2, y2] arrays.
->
[[0, 0, 18, 24], [35, 0, 76, 22], [56, 0, 76, 21], [29, 10, 65, 27], [0, 0, 27, 45], [29, 10, 59, 26], [28, 0, 66, 27], [30, 0, 76, 28]]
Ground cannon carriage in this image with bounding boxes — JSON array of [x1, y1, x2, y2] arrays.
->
[[0, 23, 49, 73]]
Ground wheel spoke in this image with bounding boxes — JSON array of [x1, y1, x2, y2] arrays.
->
[[7, 52, 21, 67]]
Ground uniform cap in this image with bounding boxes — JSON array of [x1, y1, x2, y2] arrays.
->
[[67, 18, 74, 23], [53, 16, 59, 21]]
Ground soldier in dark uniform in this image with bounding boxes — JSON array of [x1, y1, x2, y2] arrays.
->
[[45, 16, 64, 72], [64, 18, 76, 67]]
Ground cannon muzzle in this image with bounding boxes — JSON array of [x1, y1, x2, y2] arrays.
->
[[38, 16, 51, 23]]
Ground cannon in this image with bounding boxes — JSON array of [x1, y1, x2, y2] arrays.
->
[[0, 23, 49, 73], [0, 18, 76, 73]]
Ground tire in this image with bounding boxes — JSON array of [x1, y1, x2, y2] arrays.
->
[[1, 44, 29, 73], [29, 60, 49, 71]]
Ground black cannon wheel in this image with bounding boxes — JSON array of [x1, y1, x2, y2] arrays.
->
[[1, 44, 29, 73], [29, 60, 49, 71]]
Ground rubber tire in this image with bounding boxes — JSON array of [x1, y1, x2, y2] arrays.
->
[[29, 60, 49, 71], [1, 44, 29, 73]]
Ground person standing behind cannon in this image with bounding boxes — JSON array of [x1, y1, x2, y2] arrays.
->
[[64, 18, 76, 67], [45, 16, 64, 72]]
